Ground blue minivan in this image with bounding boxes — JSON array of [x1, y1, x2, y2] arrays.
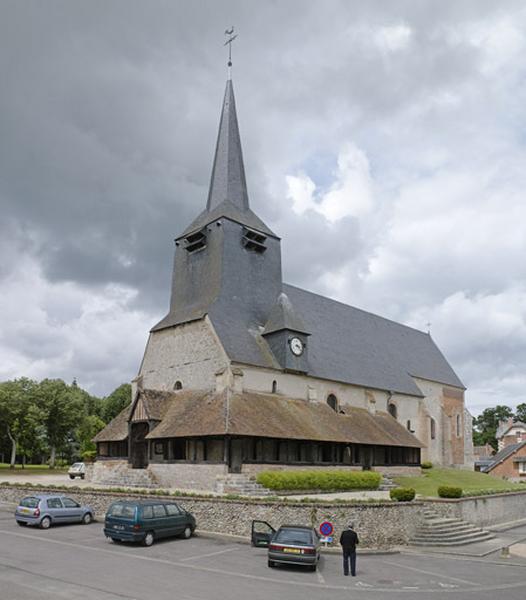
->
[[104, 500, 196, 547]]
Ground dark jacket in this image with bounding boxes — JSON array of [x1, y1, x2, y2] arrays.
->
[[340, 529, 359, 551]]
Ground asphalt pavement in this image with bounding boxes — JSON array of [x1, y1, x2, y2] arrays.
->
[[1, 505, 526, 599]]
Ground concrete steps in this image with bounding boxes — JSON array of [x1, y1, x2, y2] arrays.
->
[[379, 475, 397, 491], [215, 474, 272, 497], [92, 463, 160, 489], [410, 508, 495, 547]]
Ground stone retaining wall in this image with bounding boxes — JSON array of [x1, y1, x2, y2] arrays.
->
[[0, 485, 422, 548], [426, 491, 526, 527]]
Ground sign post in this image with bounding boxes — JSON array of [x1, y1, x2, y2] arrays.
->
[[319, 521, 334, 546]]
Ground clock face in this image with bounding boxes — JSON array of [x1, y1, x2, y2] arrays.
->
[[290, 337, 304, 356]]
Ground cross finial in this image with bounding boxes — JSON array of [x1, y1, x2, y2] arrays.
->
[[224, 27, 237, 79]]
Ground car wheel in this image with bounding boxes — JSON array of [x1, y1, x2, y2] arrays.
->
[[110, 537, 120, 544], [309, 564, 317, 572], [142, 531, 155, 547], [268, 560, 275, 568], [80, 474, 85, 480], [82, 513, 92, 525], [182, 525, 192, 539], [69, 475, 74, 479], [40, 516, 51, 529], [16, 521, 27, 527]]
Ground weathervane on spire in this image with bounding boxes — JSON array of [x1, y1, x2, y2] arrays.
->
[[224, 26, 237, 79]]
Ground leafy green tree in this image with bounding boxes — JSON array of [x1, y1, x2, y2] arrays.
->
[[515, 403, 526, 424], [37, 379, 83, 468], [0, 378, 38, 467], [473, 405, 514, 451], [75, 414, 106, 456], [103, 383, 132, 422]]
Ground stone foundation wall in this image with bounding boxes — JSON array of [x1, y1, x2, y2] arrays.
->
[[0, 485, 423, 548], [148, 463, 228, 491], [425, 491, 526, 527]]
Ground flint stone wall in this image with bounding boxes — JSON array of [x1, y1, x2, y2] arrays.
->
[[0, 485, 422, 548], [426, 491, 526, 527]]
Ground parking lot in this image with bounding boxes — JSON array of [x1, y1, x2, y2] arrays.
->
[[1, 505, 526, 599]]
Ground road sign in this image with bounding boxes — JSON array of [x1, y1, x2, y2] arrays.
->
[[320, 536, 333, 544], [319, 521, 334, 537]]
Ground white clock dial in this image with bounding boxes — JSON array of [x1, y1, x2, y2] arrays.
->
[[290, 337, 304, 356]]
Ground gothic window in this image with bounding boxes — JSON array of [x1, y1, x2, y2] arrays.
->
[[456, 414, 461, 437], [272, 380, 277, 393], [242, 227, 267, 253], [174, 381, 183, 391], [388, 403, 398, 419], [430, 417, 436, 440], [327, 394, 338, 412]]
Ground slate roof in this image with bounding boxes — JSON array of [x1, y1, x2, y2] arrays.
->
[[143, 389, 423, 447], [207, 284, 464, 397], [496, 419, 526, 439], [263, 292, 310, 336], [485, 441, 526, 472]]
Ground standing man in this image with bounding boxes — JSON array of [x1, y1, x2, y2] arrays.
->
[[340, 523, 359, 576]]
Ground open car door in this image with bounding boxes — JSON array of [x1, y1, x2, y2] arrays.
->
[[251, 520, 276, 547]]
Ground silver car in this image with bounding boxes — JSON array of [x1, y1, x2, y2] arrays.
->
[[15, 495, 94, 529]]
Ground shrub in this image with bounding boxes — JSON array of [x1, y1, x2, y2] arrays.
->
[[255, 470, 381, 491], [421, 461, 433, 469], [82, 450, 97, 463], [437, 485, 462, 498], [389, 487, 416, 502]]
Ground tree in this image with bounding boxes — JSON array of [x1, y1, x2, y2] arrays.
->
[[75, 414, 106, 457], [473, 405, 514, 450], [515, 403, 526, 424], [0, 378, 38, 467], [37, 379, 83, 468], [103, 383, 132, 422]]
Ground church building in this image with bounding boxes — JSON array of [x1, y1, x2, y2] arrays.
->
[[93, 73, 473, 490]]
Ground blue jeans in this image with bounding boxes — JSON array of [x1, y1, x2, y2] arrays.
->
[[343, 550, 356, 576]]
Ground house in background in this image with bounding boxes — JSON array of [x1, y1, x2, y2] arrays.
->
[[473, 443, 494, 472], [484, 441, 526, 481], [496, 418, 526, 450]]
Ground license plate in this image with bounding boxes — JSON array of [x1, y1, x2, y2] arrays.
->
[[20, 508, 30, 514], [113, 525, 125, 530], [283, 548, 301, 554]]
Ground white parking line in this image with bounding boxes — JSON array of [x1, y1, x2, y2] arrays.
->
[[383, 560, 477, 586], [181, 547, 237, 562], [316, 569, 326, 584]]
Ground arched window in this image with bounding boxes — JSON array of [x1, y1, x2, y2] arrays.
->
[[388, 403, 397, 419], [327, 394, 338, 412], [272, 380, 277, 394], [456, 414, 461, 437], [406, 420, 412, 431], [430, 417, 436, 440], [174, 381, 183, 391]]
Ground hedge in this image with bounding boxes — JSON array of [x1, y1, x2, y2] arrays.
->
[[390, 487, 416, 502], [421, 461, 433, 469], [437, 485, 462, 498], [256, 470, 381, 491]]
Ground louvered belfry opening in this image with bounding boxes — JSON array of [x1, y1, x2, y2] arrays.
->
[[242, 227, 267, 253], [184, 229, 207, 253]]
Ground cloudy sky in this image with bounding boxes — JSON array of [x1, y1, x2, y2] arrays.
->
[[1, 1, 525, 413]]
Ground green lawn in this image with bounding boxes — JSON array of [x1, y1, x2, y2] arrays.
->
[[0, 463, 67, 474], [393, 467, 525, 497]]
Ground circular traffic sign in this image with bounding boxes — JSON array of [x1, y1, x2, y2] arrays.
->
[[319, 521, 334, 536]]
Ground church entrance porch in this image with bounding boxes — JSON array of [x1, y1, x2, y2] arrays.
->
[[130, 422, 149, 469]]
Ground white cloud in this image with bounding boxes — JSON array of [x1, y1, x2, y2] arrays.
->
[[374, 23, 412, 53], [286, 143, 374, 223]]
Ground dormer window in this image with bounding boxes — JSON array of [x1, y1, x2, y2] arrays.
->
[[184, 229, 207, 253], [242, 227, 267, 253]]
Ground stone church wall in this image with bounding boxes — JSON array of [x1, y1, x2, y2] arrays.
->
[[138, 316, 228, 392]]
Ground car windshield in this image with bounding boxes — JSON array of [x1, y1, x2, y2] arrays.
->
[[71, 463, 83, 468], [107, 504, 136, 518], [275, 528, 313, 545], [19, 497, 40, 509]]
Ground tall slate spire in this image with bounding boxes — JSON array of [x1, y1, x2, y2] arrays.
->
[[207, 80, 249, 211]]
